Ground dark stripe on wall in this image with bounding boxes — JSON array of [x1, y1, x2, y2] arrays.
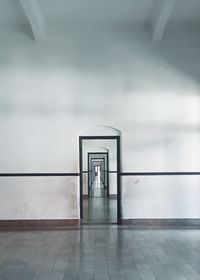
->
[[0, 173, 79, 177], [1, 219, 200, 230], [0, 219, 80, 231], [83, 194, 117, 199], [121, 219, 200, 228], [109, 194, 118, 199], [121, 172, 200, 176], [1, 172, 200, 177]]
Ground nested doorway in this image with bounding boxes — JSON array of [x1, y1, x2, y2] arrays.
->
[[88, 152, 109, 198], [79, 136, 121, 224]]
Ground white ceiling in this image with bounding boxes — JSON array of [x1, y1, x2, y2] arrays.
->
[[0, 0, 26, 24], [0, 0, 200, 40], [39, 0, 156, 24], [170, 0, 200, 23], [1, 0, 200, 25]]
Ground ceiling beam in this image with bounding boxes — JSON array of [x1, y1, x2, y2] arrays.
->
[[19, 0, 45, 41], [153, 0, 177, 43]]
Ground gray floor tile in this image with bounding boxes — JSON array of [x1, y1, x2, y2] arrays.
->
[[0, 228, 200, 280]]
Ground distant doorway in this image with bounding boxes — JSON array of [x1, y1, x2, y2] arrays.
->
[[88, 152, 109, 197], [79, 136, 121, 224]]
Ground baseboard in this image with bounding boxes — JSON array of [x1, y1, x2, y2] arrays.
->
[[1, 219, 200, 230], [109, 194, 117, 199], [120, 219, 200, 228], [83, 194, 117, 199], [0, 219, 80, 231]]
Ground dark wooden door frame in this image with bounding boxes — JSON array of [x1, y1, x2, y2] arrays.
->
[[79, 136, 121, 224]]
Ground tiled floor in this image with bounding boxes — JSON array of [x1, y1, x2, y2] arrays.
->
[[83, 197, 117, 224], [90, 176, 107, 198], [0, 228, 200, 280], [84, 175, 117, 224]]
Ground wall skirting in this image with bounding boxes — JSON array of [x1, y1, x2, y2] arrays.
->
[[109, 194, 117, 199], [1, 219, 200, 230], [83, 194, 117, 199], [121, 219, 200, 228], [0, 219, 80, 231]]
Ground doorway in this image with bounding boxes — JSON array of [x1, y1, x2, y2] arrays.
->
[[88, 152, 109, 198], [79, 136, 121, 224]]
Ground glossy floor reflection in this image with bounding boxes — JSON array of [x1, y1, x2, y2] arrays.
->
[[84, 175, 116, 224], [0, 228, 200, 280], [90, 176, 106, 198], [83, 197, 117, 224]]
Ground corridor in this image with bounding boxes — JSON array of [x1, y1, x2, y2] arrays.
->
[[90, 176, 106, 198], [1, 1, 200, 279], [83, 176, 117, 224]]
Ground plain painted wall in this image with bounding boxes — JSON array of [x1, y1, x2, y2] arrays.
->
[[0, 25, 200, 219]]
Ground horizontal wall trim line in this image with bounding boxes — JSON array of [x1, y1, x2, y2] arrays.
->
[[121, 219, 200, 228], [79, 136, 119, 140], [121, 172, 200, 176], [1, 172, 200, 177], [82, 171, 116, 173], [88, 152, 108, 154], [0, 219, 80, 230], [0, 173, 79, 177]]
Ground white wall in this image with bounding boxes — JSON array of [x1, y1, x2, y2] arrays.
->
[[0, 177, 79, 219], [0, 25, 200, 219], [122, 176, 200, 219]]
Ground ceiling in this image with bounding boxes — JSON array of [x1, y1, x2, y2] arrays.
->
[[0, 0, 26, 25], [0, 0, 200, 41]]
